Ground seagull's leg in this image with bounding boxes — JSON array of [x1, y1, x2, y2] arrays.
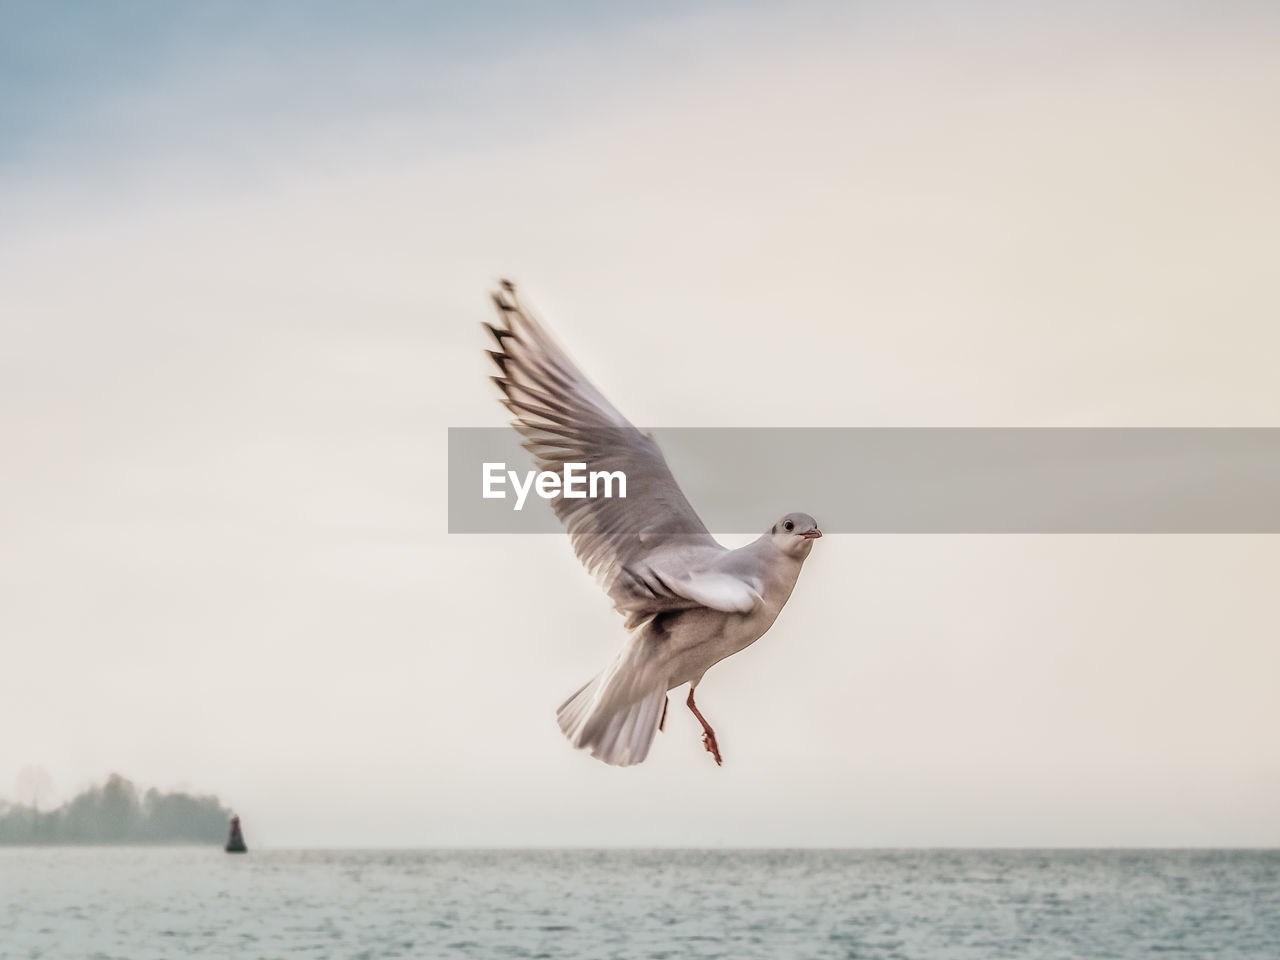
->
[[659, 695, 669, 732], [685, 687, 722, 766]]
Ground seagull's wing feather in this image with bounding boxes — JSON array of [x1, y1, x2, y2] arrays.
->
[[611, 557, 762, 616], [666, 571, 761, 614], [487, 283, 722, 609]]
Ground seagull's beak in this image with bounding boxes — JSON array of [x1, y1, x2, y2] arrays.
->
[[802, 529, 823, 540]]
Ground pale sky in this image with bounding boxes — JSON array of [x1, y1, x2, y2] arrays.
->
[[2, 0, 1277, 847]]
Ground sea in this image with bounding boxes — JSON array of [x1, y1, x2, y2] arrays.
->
[[2, 848, 1278, 959]]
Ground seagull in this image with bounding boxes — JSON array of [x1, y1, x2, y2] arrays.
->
[[485, 281, 822, 766]]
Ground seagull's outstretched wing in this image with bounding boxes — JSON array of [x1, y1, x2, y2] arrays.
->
[[486, 281, 727, 614]]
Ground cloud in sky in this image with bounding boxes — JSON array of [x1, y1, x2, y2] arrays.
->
[[1, 0, 1278, 846]]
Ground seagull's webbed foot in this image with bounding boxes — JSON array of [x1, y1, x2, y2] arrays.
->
[[686, 688, 723, 766], [701, 729, 722, 766]]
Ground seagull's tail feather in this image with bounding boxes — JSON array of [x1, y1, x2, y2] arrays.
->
[[556, 669, 667, 767]]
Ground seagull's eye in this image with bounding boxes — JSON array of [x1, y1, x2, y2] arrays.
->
[[783, 520, 794, 532]]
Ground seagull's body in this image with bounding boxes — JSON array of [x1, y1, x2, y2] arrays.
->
[[485, 281, 821, 766]]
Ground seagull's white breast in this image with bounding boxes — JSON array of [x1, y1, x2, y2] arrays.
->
[[661, 547, 807, 690]]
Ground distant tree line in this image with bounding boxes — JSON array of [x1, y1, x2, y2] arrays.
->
[[0, 773, 233, 844]]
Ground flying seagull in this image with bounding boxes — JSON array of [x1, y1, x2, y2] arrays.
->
[[485, 281, 821, 766]]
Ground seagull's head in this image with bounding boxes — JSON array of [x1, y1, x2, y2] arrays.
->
[[770, 512, 822, 557]]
